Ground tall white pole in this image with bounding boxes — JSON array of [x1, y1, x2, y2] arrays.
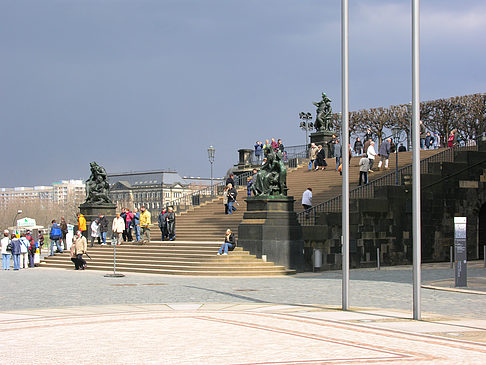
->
[[341, 0, 350, 311], [412, 0, 422, 320]]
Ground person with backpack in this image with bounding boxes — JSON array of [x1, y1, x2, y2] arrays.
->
[[217, 229, 236, 256], [1, 230, 11, 270], [50, 219, 64, 256]]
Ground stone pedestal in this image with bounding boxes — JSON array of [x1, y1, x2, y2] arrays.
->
[[310, 130, 335, 158], [79, 203, 117, 238], [238, 196, 305, 272]]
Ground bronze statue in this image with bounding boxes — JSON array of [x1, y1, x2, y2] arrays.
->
[[251, 147, 288, 196], [84, 162, 113, 204], [313, 92, 333, 131]]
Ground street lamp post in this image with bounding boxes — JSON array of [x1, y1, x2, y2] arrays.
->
[[207, 146, 215, 196], [12, 209, 22, 230], [299, 112, 313, 153], [392, 127, 401, 185]]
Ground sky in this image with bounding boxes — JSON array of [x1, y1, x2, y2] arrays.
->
[[1, 0, 485, 187]]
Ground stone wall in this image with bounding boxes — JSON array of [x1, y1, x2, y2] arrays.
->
[[303, 149, 486, 271]]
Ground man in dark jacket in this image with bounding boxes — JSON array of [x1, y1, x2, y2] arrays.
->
[[158, 208, 168, 241], [227, 184, 238, 215], [98, 214, 109, 245], [378, 138, 391, 170], [226, 174, 235, 188], [167, 207, 176, 241], [60, 217, 68, 250]]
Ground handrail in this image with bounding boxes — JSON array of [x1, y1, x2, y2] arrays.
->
[[165, 146, 308, 215], [297, 144, 479, 225]]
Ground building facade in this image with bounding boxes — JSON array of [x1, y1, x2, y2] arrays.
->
[[108, 170, 199, 212], [0, 180, 85, 208]]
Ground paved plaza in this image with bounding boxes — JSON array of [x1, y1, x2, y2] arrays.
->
[[1, 262, 486, 364]]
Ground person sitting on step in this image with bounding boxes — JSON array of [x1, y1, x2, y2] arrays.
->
[[217, 229, 235, 256]]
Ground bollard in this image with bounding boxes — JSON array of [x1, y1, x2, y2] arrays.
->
[[450, 245, 454, 269], [377, 247, 380, 270]]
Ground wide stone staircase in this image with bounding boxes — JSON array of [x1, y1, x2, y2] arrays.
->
[[40, 241, 296, 276], [286, 149, 442, 212], [40, 149, 444, 275]]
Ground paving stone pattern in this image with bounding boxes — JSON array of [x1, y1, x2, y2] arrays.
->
[[1, 264, 486, 319]]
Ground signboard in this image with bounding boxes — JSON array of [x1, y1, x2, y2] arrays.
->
[[454, 217, 467, 287], [17, 217, 37, 228]]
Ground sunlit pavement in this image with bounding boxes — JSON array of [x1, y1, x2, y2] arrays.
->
[[2, 263, 486, 364]]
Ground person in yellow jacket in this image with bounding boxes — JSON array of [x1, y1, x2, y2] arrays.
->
[[139, 206, 151, 244], [77, 213, 87, 239]]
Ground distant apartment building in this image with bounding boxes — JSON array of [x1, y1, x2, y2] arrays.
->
[[0, 180, 86, 208], [108, 170, 205, 211]]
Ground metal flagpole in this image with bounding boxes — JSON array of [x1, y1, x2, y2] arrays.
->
[[412, 0, 421, 320], [341, 0, 350, 311]]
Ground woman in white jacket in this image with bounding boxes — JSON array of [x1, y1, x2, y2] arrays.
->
[[1, 230, 11, 270], [90, 219, 101, 247], [112, 213, 125, 245]]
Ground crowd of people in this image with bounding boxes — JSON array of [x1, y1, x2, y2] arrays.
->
[[1, 229, 40, 270]]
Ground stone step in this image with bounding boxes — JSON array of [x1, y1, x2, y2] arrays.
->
[[40, 263, 295, 276]]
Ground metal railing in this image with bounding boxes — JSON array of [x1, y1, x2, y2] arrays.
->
[[165, 145, 309, 215], [297, 144, 479, 225], [165, 170, 255, 214]]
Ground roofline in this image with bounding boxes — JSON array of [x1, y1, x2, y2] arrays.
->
[[107, 170, 178, 177]]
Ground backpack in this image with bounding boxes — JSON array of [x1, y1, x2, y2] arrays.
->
[[50, 224, 62, 240]]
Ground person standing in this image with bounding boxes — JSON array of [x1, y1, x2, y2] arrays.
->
[[217, 229, 236, 256], [354, 137, 363, 156], [120, 208, 128, 242], [90, 219, 101, 247], [112, 213, 125, 245], [10, 234, 22, 270], [50, 219, 64, 256], [19, 234, 30, 269], [226, 184, 237, 215], [277, 139, 284, 153], [25, 230, 35, 268], [158, 208, 168, 241], [225, 174, 235, 188], [364, 129, 372, 142], [358, 154, 370, 186], [315, 145, 327, 171], [419, 121, 426, 149], [72, 231, 87, 270], [60, 217, 68, 250], [254, 141, 263, 164], [98, 214, 108, 245], [308, 143, 318, 171], [125, 209, 134, 242], [377, 138, 391, 170], [77, 213, 87, 239], [424, 132, 434, 149], [302, 187, 313, 212], [334, 140, 342, 171], [140, 206, 152, 244], [132, 209, 141, 243], [1, 230, 11, 270], [367, 141, 377, 173], [271, 138, 278, 151], [167, 207, 176, 241]]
